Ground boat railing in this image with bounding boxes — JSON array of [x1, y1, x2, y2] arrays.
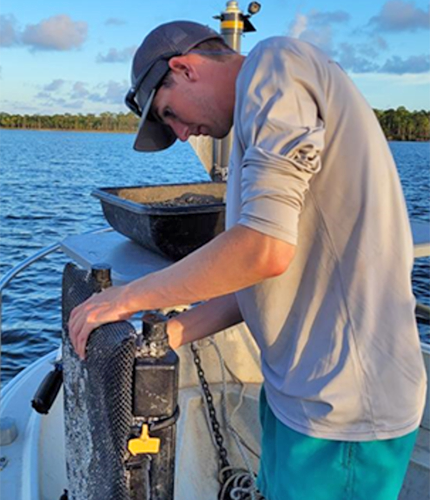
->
[[0, 227, 112, 337]]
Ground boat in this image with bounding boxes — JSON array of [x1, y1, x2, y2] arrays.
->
[[1, 3, 429, 499], [1, 221, 429, 500]]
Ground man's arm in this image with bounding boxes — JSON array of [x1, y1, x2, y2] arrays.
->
[[69, 224, 295, 359], [166, 293, 243, 349]]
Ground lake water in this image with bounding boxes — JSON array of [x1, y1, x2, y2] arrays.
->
[[1, 129, 429, 386]]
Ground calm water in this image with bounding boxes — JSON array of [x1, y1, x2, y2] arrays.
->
[[1, 129, 429, 386]]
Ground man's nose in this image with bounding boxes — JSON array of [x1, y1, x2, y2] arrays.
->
[[171, 122, 190, 142]]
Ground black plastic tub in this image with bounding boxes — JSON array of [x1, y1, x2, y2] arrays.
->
[[92, 182, 226, 261]]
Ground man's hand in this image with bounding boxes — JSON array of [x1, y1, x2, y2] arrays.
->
[[68, 285, 134, 359], [68, 224, 295, 360]]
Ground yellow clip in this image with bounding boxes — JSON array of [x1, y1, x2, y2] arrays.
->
[[128, 425, 160, 456]]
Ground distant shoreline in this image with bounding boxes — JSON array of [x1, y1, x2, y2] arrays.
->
[[1, 106, 429, 141], [0, 127, 135, 135]]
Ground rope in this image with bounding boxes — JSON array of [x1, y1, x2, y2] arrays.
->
[[195, 339, 265, 500]]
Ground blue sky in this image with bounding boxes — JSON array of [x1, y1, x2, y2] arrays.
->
[[0, 0, 429, 115]]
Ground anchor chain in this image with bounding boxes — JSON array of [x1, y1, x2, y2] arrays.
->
[[190, 342, 231, 476], [190, 341, 266, 500]]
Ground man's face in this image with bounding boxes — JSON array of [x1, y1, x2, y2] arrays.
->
[[151, 70, 233, 142]]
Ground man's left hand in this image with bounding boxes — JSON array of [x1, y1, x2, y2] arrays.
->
[[68, 286, 133, 360]]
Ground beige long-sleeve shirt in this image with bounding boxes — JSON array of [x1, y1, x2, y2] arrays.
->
[[226, 36, 427, 440]]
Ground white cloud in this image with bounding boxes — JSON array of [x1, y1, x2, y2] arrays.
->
[[33, 79, 129, 109], [308, 10, 350, 26], [21, 15, 88, 51], [374, 36, 389, 50], [337, 43, 379, 73], [288, 14, 308, 38], [0, 14, 19, 47], [71, 82, 90, 99], [379, 54, 430, 74], [287, 10, 349, 55], [336, 44, 429, 75], [302, 26, 334, 54], [103, 80, 129, 104], [96, 46, 136, 63], [369, 0, 430, 32], [44, 79, 66, 91], [288, 18, 334, 54], [85, 80, 128, 105]]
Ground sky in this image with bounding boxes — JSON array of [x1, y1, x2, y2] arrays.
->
[[0, 0, 429, 115]]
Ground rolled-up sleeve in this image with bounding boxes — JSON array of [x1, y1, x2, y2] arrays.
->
[[235, 42, 326, 244]]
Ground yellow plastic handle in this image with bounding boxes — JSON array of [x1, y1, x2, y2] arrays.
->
[[128, 425, 160, 456]]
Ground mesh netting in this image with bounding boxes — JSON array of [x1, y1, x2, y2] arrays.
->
[[61, 263, 137, 500]]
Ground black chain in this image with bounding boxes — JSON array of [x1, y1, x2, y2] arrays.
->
[[190, 343, 231, 476]]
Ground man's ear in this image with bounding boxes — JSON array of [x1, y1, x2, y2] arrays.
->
[[168, 55, 198, 82]]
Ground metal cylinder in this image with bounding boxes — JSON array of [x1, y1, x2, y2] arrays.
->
[[141, 311, 170, 355], [91, 263, 112, 290], [213, 1, 245, 181], [220, 1, 244, 53]]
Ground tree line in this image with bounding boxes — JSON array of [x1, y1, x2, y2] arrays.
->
[[0, 112, 139, 133], [374, 108, 429, 141], [0, 107, 429, 141]]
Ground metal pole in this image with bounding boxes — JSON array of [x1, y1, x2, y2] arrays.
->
[[220, 1, 244, 52], [213, 1, 245, 181]]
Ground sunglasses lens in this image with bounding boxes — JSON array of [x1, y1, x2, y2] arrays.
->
[[125, 89, 142, 117]]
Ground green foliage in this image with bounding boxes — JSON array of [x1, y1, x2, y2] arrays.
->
[[374, 108, 429, 141], [0, 112, 140, 133], [0, 108, 428, 141]]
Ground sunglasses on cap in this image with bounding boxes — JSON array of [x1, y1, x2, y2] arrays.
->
[[125, 51, 180, 118]]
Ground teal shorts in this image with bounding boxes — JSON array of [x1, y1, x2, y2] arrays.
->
[[257, 388, 418, 500]]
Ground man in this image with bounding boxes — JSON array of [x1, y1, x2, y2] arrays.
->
[[69, 21, 427, 499]]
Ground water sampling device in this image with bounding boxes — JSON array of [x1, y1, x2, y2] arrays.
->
[[60, 263, 179, 500]]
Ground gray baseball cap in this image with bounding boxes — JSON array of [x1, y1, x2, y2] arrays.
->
[[125, 21, 223, 152]]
